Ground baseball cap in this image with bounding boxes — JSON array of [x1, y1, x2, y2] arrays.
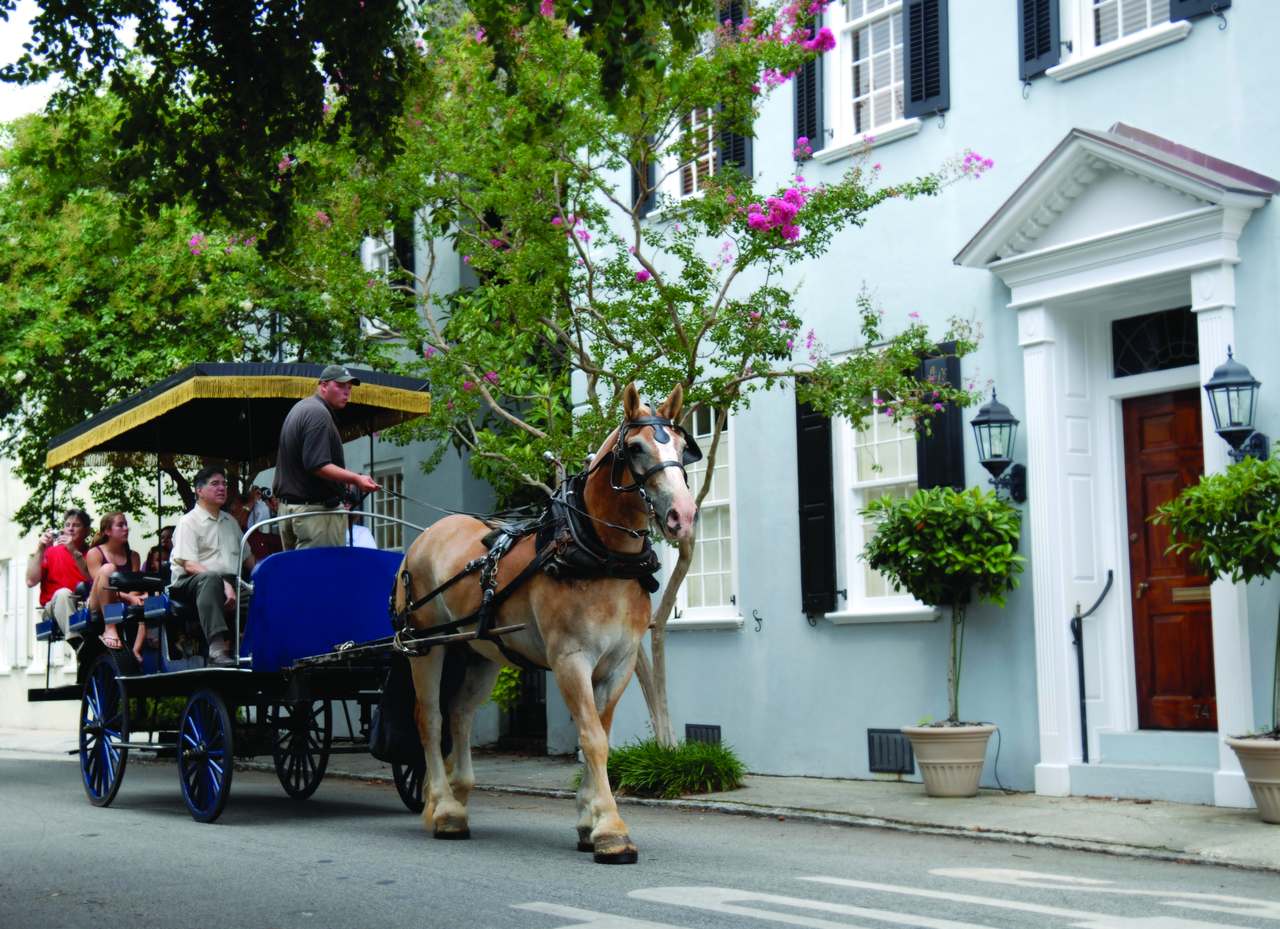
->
[[319, 364, 360, 385]]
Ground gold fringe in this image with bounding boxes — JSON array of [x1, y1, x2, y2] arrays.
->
[[47, 376, 430, 469]]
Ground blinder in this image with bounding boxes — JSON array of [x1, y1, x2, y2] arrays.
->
[[607, 413, 702, 493]]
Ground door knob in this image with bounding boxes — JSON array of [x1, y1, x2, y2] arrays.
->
[[1136, 581, 1150, 599]]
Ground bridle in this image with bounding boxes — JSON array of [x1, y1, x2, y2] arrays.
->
[[584, 412, 704, 520]]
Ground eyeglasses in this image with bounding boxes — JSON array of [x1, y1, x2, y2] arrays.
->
[[205, 480, 228, 488]]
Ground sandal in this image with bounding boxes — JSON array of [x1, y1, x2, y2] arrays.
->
[[99, 633, 124, 650]]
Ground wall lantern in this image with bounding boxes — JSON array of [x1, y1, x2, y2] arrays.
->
[[1204, 347, 1269, 463], [970, 389, 1027, 503]]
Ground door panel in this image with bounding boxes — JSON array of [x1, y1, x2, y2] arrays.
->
[[1123, 389, 1215, 731]]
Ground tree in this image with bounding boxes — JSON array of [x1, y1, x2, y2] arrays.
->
[[0, 92, 419, 530], [295, 1, 991, 743]]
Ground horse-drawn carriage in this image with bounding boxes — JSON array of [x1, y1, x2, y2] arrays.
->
[[27, 362, 439, 822], [27, 363, 701, 864]]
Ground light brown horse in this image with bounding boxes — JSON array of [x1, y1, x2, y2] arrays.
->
[[395, 383, 698, 863]]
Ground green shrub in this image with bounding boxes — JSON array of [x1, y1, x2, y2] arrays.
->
[[592, 738, 746, 799], [489, 666, 522, 711], [862, 486, 1025, 723]]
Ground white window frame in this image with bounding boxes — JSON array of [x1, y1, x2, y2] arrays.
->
[[359, 228, 402, 340], [1048, 0, 1190, 83], [828, 411, 938, 625], [370, 467, 406, 551], [665, 408, 741, 631], [657, 107, 719, 204], [814, 0, 922, 165], [0, 559, 11, 673]]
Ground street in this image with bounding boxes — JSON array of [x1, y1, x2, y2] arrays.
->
[[1, 754, 1277, 929]]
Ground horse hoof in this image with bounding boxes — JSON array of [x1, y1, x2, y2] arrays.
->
[[593, 847, 638, 865], [433, 827, 471, 840], [577, 841, 594, 853]]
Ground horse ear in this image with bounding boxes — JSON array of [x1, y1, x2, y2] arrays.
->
[[622, 382, 642, 420], [659, 383, 684, 423]]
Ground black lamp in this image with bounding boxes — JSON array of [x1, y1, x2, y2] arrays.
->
[[1204, 347, 1268, 463], [970, 389, 1027, 503]]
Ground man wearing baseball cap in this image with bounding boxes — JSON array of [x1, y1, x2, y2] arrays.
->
[[272, 364, 380, 549]]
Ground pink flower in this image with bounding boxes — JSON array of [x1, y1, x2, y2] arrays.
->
[[635, 269, 652, 282], [483, 370, 499, 385], [462, 255, 471, 264], [786, 338, 794, 350], [488, 237, 503, 248], [575, 228, 591, 242], [462, 380, 475, 391], [802, 26, 836, 53], [187, 233, 206, 256], [627, 245, 637, 254], [313, 210, 331, 227], [539, 0, 554, 16], [473, 27, 485, 42], [551, 216, 563, 226], [872, 162, 881, 170], [908, 311, 920, 319], [424, 346, 437, 358], [934, 403, 945, 412], [884, 407, 895, 417], [277, 156, 294, 174]]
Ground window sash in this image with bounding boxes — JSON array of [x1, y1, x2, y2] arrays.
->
[[676, 409, 737, 616], [832, 2, 905, 143], [1090, 0, 1171, 46], [677, 108, 716, 198], [371, 471, 405, 550]]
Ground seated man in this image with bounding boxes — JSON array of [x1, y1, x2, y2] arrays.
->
[[169, 466, 255, 668], [25, 508, 93, 645]]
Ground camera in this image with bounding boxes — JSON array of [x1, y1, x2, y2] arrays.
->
[[254, 486, 272, 499]]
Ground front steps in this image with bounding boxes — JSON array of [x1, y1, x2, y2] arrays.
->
[[1068, 731, 1219, 805]]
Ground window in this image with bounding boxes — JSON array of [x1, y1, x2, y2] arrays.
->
[[1111, 307, 1197, 378], [371, 470, 405, 550], [673, 407, 738, 625], [678, 108, 717, 198], [0, 559, 10, 671], [1091, 0, 1169, 46], [831, 403, 936, 622], [827, 1, 907, 144]]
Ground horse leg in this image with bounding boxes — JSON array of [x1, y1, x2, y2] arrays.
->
[[553, 657, 637, 864], [444, 657, 500, 810], [408, 650, 470, 839]]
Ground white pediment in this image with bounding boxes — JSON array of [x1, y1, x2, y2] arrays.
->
[[956, 126, 1277, 270], [1028, 162, 1207, 254]]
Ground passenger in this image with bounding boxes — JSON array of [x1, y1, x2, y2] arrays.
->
[[86, 512, 146, 658], [272, 364, 379, 550], [169, 465, 255, 668], [25, 508, 93, 646], [342, 501, 378, 549], [158, 524, 175, 564], [144, 546, 164, 574]]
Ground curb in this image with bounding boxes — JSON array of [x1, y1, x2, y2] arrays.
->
[[267, 762, 1278, 877]]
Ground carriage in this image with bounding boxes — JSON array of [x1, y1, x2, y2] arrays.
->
[[27, 364, 700, 864], [26, 362, 452, 822]]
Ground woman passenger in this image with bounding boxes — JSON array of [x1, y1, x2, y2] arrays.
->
[[86, 512, 146, 660]]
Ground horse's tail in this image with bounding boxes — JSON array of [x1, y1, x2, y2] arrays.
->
[[437, 645, 473, 759]]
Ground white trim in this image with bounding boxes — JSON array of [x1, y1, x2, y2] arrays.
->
[[825, 604, 939, 625], [668, 614, 745, 631], [1049, 13, 1191, 84], [812, 118, 921, 165]]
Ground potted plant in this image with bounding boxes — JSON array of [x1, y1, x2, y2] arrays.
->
[[1154, 456, 1280, 823], [862, 486, 1025, 797]]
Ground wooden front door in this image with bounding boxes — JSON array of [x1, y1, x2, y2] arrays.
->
[[1123, 390, 1216, 731]]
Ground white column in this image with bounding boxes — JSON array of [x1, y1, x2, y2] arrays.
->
[[1019, 306, 1073, 796], [1191, 263, 1256, 809]]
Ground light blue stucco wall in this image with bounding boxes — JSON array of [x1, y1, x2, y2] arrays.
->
[[590, 4, 1280, 788]]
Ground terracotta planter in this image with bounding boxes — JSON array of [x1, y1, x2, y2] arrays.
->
[[1225, 735, 1280, 824], [901, 724, 996, 798]]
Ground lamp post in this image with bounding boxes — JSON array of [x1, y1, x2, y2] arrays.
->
[[970, 389, 1027, 503], [1204, 347, 1268, 463]]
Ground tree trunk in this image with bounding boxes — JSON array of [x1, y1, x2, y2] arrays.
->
[[160, 460, 195, 512], [948, 601, 965, 723], [633, 537, 694, 746]]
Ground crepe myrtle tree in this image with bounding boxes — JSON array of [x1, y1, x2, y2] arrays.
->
[[297, 0, 991, 743], [0, 93, 419, 532]]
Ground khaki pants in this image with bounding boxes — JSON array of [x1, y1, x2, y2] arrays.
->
[[42, 587, 82, 642], [278, 502, 347, 550]]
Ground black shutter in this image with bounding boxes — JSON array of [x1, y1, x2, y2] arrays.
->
[[631, 158, 656, 219], [796, 399, 837, 618], [915, 342, 964, 491], [793, 54, 824, 157], [393, 217, 415, 280], [903, 0, 949, 119], [717, 127, 753, 177], [1018, 0, 1060, 80], [1170, 0, 1229, 20]]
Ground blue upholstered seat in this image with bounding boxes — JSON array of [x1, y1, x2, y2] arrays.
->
[[243, 547, 403, 672]]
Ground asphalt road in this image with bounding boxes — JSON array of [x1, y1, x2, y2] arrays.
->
[[1, 754, 1277, 929]]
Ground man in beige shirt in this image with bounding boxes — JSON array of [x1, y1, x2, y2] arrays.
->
[[170, 465, 254, 667]]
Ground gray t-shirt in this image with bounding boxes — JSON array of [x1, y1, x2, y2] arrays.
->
[[273, 394, 345, 503]]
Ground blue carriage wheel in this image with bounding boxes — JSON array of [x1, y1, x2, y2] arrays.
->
[[177, 689, 234, 823], [270, 700, 332, 800], [392, 753, 426, 813], [79, 655, 129, 807]]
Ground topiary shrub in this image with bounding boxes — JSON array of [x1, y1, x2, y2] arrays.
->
[[588, 738, 746, 799], [862, 486, 1025, 724]]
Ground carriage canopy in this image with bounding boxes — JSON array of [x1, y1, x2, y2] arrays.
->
[[45, 362, 431, 469]]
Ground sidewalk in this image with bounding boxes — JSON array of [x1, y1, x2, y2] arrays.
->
[[5, 725, 1279, 874]]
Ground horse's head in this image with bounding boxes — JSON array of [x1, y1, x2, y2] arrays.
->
[[608, 383, 699, 542]]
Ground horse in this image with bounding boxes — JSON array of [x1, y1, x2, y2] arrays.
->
[[393, 383, 699, 864]]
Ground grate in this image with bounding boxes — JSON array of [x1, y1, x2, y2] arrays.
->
[[867, 728, 914, 774], [685, 723, 722, 745]]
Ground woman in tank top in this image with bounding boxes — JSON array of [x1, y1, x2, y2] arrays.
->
[[87, 512, 145, 658]]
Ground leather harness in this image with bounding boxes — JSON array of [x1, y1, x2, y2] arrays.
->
[[388, 413, 700, 670]]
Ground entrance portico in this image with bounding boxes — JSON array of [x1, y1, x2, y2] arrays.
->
[[957, 124, 1278, 807]]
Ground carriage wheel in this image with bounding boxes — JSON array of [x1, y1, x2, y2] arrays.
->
[[392, 754, 426, 813], [177, 689, 234, 823], [270, 700, 332, 800], [79, 655, 129, 807]]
